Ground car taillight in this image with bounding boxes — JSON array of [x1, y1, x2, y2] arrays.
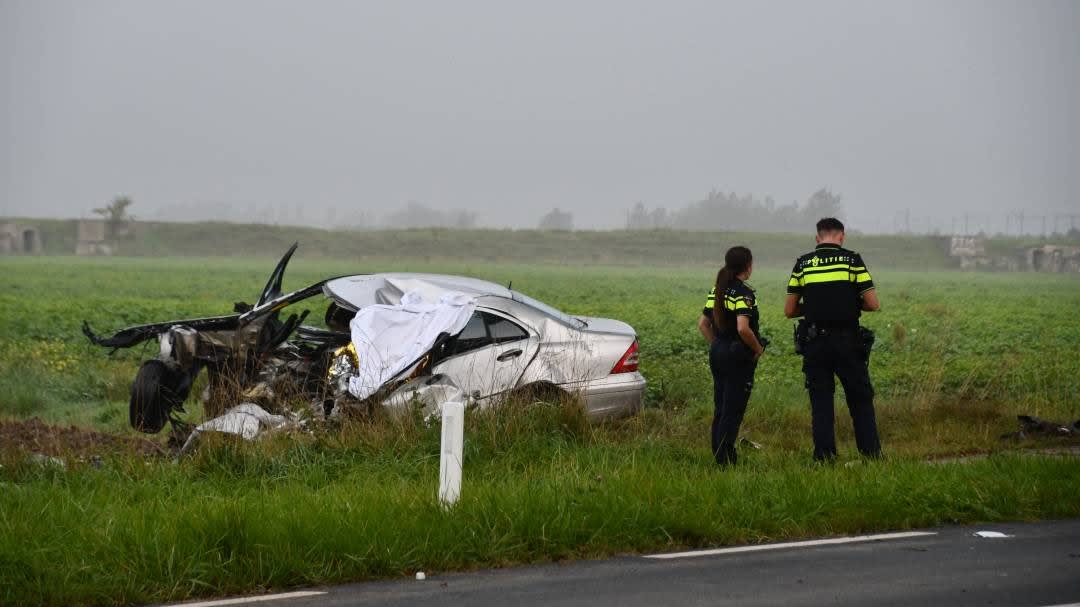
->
[[611, 340, 639, 374]]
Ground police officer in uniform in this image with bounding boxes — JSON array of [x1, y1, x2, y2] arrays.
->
[[698, 246, 765, 466], [784, 218, 882, 461]]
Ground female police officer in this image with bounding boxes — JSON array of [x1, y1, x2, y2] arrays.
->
[[697, 246, 765, 466]]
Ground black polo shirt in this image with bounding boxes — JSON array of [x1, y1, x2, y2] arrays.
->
[[787, 244, 875, 327], [703, 279, 760, 339]]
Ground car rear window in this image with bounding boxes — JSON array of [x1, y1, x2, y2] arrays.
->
[[439, 311, 529, 359], [488, 314, 528, 343], [453, 313, 489, 353]]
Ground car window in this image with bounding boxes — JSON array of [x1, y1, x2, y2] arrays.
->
[[486, 313, 527, 343], [452, 313, 490, 354], [433, 311, 528, 362]]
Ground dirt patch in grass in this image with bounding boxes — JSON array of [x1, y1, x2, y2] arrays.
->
[[0, 417, 164, 458], [926, 443, 1080, 464]]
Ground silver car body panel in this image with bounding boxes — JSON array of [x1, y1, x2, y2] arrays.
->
[[324, 274, 645, 418]]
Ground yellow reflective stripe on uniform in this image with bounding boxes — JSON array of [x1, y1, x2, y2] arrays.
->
[[788, 276, 802, 288], [801, 270, 853, 284], [704, 287, 716, 309], [853, 260, 873, 281], [722, 295, 752, 311]]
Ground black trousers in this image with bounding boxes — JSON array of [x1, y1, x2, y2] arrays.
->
[[709, 338, 757, 466], [802, 330, 881, 460]]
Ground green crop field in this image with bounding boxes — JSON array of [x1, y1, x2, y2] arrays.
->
[[2, 252, 1079, 606]]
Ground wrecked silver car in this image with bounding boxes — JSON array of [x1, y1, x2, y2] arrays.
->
[[83, 245, 645, 434]]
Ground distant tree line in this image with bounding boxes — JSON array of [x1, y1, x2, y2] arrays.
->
[[537, 208, 573, 231], [142, 188, 847, 233], [626, 188, 844, 233], [532, 189, 842, 233], [381, 202, 477, 229]]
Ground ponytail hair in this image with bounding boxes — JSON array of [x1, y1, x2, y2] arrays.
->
[[712, 246, 753, 332]]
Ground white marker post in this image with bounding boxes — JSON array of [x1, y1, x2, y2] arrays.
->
[[438, 400, 465, 507]]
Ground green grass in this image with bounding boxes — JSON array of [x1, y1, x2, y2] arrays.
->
[[2, 409, 1079, 606], [1, 253, 1079, 605], [2, 254, 1077, 428]]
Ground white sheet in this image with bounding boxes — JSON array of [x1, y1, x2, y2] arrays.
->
[[348, 290, 477, 400], [179, 403, 294, 453]]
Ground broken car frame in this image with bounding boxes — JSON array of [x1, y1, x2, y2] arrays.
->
[[83, 244, 444, 434]]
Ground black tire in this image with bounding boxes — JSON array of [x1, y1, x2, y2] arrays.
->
[[130, 360, 170, 433], [510, 382, 566, 406], [129, 359, 193, 434]]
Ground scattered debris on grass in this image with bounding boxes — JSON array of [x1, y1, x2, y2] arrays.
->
[[179, 403, 300, 453], [1000, 415, 1080, 441], [739, 437, 762, 450], [27, 453, 66, 470]]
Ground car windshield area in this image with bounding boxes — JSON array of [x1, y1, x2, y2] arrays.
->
[[510, 290, 585, 328]]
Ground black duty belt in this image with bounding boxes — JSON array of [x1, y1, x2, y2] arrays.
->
[[806, 323, 858, 337]]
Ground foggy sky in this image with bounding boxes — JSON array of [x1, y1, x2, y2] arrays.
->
[[2, 0, 1079, 232]]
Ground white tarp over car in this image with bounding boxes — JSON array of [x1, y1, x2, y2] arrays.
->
[[348, 291, 477, 400], [324, 274, 511, 310]]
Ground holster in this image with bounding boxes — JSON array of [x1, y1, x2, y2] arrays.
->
[[793, 320, 809, 355], [858, 326, 876, 361]]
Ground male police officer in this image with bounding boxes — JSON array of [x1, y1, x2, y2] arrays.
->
[[784, 218, 882, 461]]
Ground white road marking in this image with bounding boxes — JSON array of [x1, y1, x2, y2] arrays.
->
[[168, 590, 326, 607], [973, 530, 1012, 538], [645, 531, 938, 559], [1038, 604, 1080, 607]]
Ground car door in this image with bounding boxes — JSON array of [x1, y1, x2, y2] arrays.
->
[[431, 310, 539, 402]]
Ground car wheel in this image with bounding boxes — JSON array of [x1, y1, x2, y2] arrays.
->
[[130, 359, 191, 434], [509, 382, 566, 406]]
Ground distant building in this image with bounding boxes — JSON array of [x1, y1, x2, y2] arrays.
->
[[949, 236, 1080, 273], [1025, 244, 1080, 273], [76, 219, 114, 255], [948, 236, 990, 270], [0, 223, 43, 254]]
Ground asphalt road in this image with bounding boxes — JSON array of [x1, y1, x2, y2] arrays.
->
[[169, 520, 1080, 607]]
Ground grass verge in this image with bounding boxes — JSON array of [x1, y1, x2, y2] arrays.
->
[[2, 402, 1079, 607]]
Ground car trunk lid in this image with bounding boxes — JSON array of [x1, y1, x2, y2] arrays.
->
[[574, 316, 636, 337]]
